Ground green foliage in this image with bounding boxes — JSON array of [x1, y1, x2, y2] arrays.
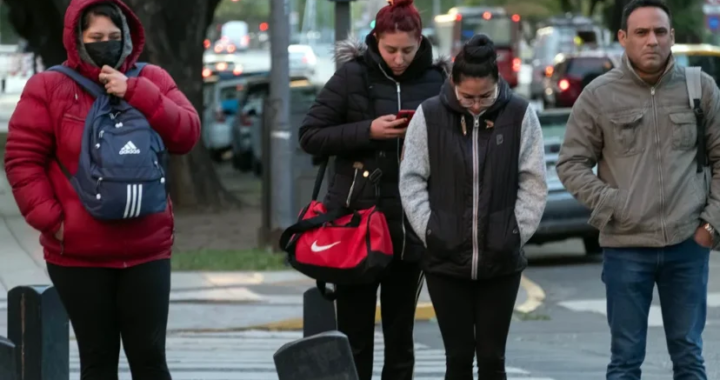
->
[[666, 0, 705, 43], [214, 0, 270, 25]]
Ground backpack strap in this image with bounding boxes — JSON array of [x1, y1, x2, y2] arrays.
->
[[685, 67, 707, 173], [125, 62, 147, 78], [47, 65, 106, 98]]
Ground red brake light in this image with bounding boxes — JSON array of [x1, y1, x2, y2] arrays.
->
[[203, 39, 210, 49], [482, 12, 491, 20], [455, 14, 462, 21], [512, 14, 520, 22], [202, 68, 212, 78], [559, 79, 570, 91], [227, 44, 236, 53], [512, 58, 521, 72], [545, 66, 554, 77]]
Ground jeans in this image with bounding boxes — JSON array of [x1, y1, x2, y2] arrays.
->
[[425, 272, 522, 380], [602, 238, 709, 380], [47, 259, 172, 380]]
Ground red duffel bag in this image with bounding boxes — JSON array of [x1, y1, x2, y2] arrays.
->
[[278, 160, 394, 298]]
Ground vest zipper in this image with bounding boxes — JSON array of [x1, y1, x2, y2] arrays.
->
[[379, 65, 407, 260], [471, 115, 481, 280]]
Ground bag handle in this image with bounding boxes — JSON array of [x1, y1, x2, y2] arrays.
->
[[685, 66, 707, 173]]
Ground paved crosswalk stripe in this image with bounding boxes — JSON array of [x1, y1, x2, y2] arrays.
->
[[67, 330, 553, 379]]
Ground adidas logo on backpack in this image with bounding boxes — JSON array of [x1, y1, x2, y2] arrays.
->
[[49, 63, 168, 221], [119, 141, 141, 155]]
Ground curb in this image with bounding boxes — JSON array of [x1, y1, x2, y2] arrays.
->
[[247, 274, 545, 331]]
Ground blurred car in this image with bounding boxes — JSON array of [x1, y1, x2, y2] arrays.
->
[[202, 71, 268, 161], [531, 108, 600, 255], [543, 50, 619, 108], [289, 44, 318, 78], [530, 18, 607, 101], [672, 44, 720, 85], [231, 77, 318, 174]]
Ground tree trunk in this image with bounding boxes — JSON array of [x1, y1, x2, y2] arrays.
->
[[123, 0, 238, 209], [5, 0, 239, 209], [5, 0, 67, 66]]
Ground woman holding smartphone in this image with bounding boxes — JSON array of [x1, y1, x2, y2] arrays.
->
[[298, 0, 448, 378], [399, 34, 547, 379]]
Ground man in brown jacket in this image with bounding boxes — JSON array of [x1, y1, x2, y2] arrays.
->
[[557, 0, 720, 379]]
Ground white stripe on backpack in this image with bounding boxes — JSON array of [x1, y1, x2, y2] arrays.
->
[[123, 184, 144, 218]]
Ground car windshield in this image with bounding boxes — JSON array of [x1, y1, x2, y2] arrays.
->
[[674, 53, 720, 86]]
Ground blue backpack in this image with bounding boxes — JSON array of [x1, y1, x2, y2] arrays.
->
[[48, 63, 168, 221]]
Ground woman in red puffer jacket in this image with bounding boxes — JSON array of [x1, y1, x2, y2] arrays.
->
[[4, 0, 200, 378]]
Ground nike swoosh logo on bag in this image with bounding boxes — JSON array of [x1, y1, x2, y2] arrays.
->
[[311, 241, 341, 252]]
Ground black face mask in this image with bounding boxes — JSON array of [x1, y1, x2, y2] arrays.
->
[[84, 40, 123, 68]]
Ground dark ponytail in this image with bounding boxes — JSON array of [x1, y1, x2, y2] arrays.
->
[[451, 34, 499, 83]]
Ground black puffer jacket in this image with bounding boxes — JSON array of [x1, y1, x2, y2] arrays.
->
[[299, 34, 449, 262]]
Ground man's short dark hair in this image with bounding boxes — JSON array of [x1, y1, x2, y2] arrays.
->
[[621, 0, 672, 31]]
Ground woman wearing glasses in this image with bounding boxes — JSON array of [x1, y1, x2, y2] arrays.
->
[[399, 34, 547, 379]]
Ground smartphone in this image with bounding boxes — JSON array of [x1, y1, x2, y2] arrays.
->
[[396, 110, 415, 128]]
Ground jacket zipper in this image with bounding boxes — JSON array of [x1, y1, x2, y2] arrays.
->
[[379, 66, 407, 259], [627, 59, 673, 244], [650, 86, 668, 242], [471, 115, 481, 280], [347, 168, 359, 207]]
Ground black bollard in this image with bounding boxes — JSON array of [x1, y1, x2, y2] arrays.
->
[[7, 285, 69, 380], [303, 286, 336, 337], [274, 330, 358, 380], [0, 336, 16, 380]]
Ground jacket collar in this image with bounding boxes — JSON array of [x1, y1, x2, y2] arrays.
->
[[620, 52, 676, 88]]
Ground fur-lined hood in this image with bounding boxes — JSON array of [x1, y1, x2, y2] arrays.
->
[[333, 34, 452, 77]]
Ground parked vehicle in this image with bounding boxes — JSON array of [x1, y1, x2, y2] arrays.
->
[[672, 44, 720, 85], [202, 71, 268, 161], [231, 77, 319, 174], [543, 50, 619, 108], [530, 16, 608, 101], [532, 108, 600, 255], [289, 44, 318, 79]]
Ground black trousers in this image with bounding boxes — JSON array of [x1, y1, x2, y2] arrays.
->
[[336, 259, 424, 380], [425, 271, 522, 380], [47, 259, 172, 380]]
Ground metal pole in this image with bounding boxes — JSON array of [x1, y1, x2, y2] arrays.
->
[[269, 0, 294, 236], [334, 1, 351, 63]]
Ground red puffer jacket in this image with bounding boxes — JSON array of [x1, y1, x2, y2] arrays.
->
[[4, 0, 201, 268]]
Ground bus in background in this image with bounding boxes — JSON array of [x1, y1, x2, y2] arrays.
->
[[434, 7, 522, 88]]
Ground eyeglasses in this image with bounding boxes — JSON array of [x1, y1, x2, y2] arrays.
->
[[455, 86, 497, 108]]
